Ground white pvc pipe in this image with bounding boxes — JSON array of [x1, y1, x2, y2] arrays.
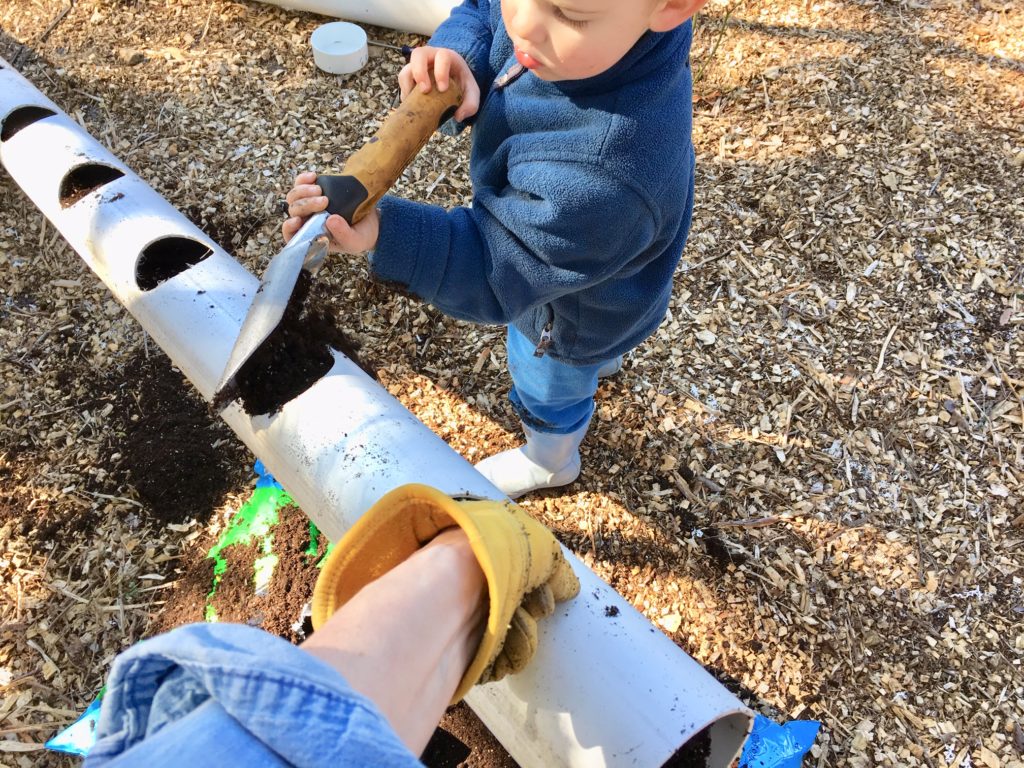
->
[[0, 57, 752, 767], [256, 0, 460, 36]]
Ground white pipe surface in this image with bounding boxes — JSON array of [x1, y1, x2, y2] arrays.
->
[[255, 0, 460, 36], [0, 57, 752, 767]]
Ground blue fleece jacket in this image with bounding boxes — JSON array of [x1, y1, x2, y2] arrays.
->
[[370, 0, 695, 365]]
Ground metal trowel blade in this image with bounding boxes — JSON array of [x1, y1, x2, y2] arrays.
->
[[211, 211, 330, 413]]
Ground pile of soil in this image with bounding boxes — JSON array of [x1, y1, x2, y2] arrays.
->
[[107, 352, 248, 525], [202, 502, 328, 639]]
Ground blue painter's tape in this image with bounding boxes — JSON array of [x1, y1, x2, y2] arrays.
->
[[739, 714, 821, 768], [253, 459, 283, 489], [45, 694, 103, 757]]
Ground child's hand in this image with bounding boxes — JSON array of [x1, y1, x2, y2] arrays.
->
[[399, 46, 480, 122], [282, 171, 380, 255]]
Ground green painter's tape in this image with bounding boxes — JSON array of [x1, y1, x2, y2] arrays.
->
[[305, 521, 320, 558], [318, 539, 336, 568], [307, 522, 336, 567]]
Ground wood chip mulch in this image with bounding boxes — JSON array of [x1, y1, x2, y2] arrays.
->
[[1, 0, 1022, 766]]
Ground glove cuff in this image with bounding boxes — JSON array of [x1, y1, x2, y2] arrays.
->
[[310, 484, 548, 703]]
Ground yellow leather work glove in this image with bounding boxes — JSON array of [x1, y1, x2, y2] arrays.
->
[[311, 484, 580, 703]]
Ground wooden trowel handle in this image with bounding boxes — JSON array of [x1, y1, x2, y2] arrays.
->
[[316, 77, 463, 225]]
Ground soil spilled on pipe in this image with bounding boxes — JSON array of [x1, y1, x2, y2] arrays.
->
[[233, 271, 375, 415]]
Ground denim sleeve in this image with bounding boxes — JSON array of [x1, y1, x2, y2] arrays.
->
[[83, 623, 422, 768]]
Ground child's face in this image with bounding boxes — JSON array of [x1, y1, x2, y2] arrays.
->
[[501, 0, 683, 82]]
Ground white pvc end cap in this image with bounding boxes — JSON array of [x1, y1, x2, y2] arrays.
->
[[311, 22, 368, 75]]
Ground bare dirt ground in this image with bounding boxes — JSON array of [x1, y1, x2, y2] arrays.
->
[[1, 0, 1022, 765]]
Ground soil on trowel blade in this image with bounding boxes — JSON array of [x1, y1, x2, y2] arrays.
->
[[234, 271, 375, 415]]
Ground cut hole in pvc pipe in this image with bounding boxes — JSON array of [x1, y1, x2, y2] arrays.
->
[[234, 271, 373, 415], [1, 105, 57, 142], [135, 235, 213, 291], [59, 163, 125, 208]]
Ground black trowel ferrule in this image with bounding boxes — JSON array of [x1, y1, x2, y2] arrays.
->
[[316, 175, 369, 225]]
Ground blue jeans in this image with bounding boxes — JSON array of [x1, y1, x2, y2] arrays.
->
[[84, 623, 420, 768], [506, 326, 616, 435]]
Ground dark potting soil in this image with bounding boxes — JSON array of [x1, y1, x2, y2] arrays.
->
[[234, 271, 376, 416], [108, 352, 248, 525], [4, 323, 247, 540], [663, 724, 712, 768], [146, 547, 215, 637], [421, 726, 473, 768]]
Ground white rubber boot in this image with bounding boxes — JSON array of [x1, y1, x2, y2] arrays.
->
[[475, 423, 588, 499]]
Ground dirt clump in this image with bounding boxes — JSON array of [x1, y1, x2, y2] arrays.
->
[[262, 506, 329, 641]]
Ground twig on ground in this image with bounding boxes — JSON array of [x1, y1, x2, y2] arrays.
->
[[875, 324, 898, 375], [716, 515, 789, 528]]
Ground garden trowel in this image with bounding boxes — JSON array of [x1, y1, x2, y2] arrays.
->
[[212, 77, 462, 414]]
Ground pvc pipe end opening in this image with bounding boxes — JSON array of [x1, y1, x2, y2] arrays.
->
[[136, 236, 213, 291], [1, 105, 57, 142], [662, 711, 753, 768]]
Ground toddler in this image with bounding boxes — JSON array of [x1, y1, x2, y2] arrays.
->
[[284, 0, 707, 498]]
